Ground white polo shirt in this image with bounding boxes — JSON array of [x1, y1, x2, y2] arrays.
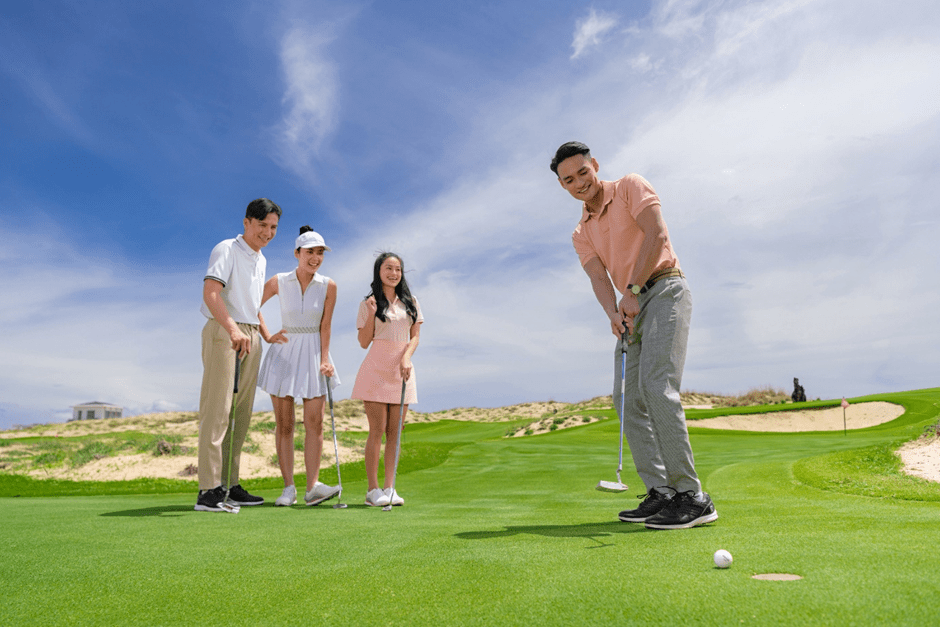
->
[[200, 234, 266, 325]]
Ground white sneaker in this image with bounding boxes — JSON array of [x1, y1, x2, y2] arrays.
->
[[365, 488, 390, 507], [384, 487, 404, 506], [274, 485, 297, 507], [304, 481, 341, 506]]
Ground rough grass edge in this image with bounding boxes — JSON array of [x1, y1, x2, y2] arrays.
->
[[793, 438, 940, 502]]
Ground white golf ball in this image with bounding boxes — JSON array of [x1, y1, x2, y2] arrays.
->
[[714, 549, 733, 568]]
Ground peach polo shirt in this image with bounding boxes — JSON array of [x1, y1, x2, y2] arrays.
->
[[356, 296, 423, 342], [571, 174, 680, 294]]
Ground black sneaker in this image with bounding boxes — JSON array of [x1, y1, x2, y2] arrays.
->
[[618, 488, 675, 522], [226, 484, 264, 506], [644, 491, 718, 530], [194, 486, 226, 512]]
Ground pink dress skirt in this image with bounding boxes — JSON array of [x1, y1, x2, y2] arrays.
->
[[351, 339, 417, 404]]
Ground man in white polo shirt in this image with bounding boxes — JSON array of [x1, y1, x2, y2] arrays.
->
[[195, 198, 281, 512]]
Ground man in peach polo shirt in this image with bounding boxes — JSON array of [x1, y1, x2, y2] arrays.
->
[[551, 141, 717, 530]]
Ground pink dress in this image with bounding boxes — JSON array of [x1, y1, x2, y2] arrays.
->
[[351, 296, 423, 404]]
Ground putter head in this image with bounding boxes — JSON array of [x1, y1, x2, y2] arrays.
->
[[219, 501, 241, 513], [381, 504, 393, 512], [596, 480, 629, 493], [332, 488, 346, 508]]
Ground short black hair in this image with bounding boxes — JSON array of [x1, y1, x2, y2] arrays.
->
[[245, 198, 282, 221], [550, 141, 591, 175]]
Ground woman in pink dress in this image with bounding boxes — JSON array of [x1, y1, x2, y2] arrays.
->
[[351, 252, 423, 507]]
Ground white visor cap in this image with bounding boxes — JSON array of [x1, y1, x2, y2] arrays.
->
[[295, 231, 331, 251]]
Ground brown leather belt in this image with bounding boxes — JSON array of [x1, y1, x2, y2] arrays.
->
[[640, 267, 684, 293]]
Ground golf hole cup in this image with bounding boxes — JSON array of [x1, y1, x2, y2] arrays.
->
[[713, 549, 733, 569]]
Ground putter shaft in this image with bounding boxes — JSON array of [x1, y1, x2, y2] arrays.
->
[[326, 376, 347, 509], [383, 378, 408, 512]]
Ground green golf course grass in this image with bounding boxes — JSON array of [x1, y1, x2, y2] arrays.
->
[[2, 388, 939, 626]]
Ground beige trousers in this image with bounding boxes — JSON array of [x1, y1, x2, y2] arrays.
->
[[198, 319, 261, 490]]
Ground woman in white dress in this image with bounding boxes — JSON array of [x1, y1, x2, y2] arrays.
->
[[258, 226, 341, 506]]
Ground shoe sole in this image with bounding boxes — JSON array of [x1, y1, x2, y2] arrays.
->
[[305, 491, 339, 506], [194, 504, 225, 512], [618, 514, 651, 522], [645, 511, 719, 530], [274, 500, 296, 507], [365, 500, 391, 507]]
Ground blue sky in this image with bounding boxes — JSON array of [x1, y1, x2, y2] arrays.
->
[[1, 0, 938, 429]]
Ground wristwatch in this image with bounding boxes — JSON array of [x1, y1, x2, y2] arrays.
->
[[627, 283, 642, 296]]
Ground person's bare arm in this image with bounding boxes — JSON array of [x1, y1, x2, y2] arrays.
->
[[357, 297, 377, 349], [258, 276, 286, 345], [617, 203, 670, 329], [583, 257, 627, 336], [319, 280, 337, 377], [203, 279, 252, 355], [400, 320, 421, 380]]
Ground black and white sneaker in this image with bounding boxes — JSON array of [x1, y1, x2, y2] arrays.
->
[[194, 486, 226, 512], [226, 484, 264, 506], [644, 491, 718, 530], [618, 488, 675, 522]]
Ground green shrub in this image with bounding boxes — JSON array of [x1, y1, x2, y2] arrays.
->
[[242, 435, 260, 455], [252, 420, 277, 433], [34, 451, 68, 466], [72, 441, 114, 467]]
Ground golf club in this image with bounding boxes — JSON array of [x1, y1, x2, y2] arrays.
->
[[382, 378, 408, 512], [597, 331, 629, 493], [220, 352, 242, 513], [325, 376, 347, 509]]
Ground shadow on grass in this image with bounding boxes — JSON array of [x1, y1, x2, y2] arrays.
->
[[100, 505, 194, 517], [100, 502, 379, 516], [455, 521, 650, 548]]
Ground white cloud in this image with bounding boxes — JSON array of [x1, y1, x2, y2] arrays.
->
[[0, 224, 205, 429], [571, 9, 619, 59], [274, 24, 340, 178]]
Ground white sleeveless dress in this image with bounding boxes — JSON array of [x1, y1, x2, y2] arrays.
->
[[258, 271, 340, 399]]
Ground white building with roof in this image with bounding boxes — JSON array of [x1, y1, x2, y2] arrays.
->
[[71, 402, 123, 421]]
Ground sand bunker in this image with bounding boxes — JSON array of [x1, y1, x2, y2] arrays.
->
[[897, 438, 940, 483], [687, 402, 905, 432]]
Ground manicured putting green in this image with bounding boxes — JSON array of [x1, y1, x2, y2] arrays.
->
[[1, 389, 938, 626]]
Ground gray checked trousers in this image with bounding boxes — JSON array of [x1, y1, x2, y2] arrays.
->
[[612, 276, 701, 494]]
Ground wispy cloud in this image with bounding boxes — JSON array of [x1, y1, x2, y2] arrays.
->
[[571, 9, 619, 59], [274, 24, 340, 179], [0, 17, 97, 147], [0, 222, 203, 428]]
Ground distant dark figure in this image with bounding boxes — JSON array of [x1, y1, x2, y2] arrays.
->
[[792, 378, 806, 403]]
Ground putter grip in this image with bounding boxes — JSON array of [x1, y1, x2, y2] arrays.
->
[[233, 353, 241, 394]]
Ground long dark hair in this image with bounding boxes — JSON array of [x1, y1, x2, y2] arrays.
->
[[367, 252, 417, 324]]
